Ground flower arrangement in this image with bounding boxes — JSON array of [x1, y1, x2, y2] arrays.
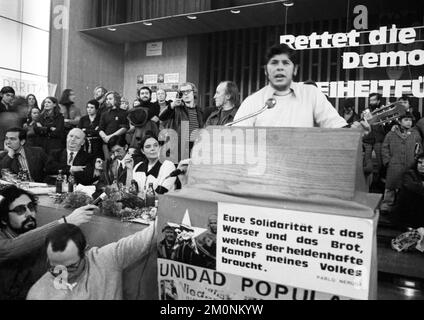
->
[[100, 184, 157, 223], [54, 191, 92, 209]]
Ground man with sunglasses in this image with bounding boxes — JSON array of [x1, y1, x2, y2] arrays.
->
[[0, 185, 96, 299], [27, 219, 156, 299]]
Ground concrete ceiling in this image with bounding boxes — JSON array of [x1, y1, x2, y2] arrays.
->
[[79, 0, 351, 44]]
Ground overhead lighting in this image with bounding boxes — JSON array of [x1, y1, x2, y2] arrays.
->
[[230, 9, 241, 14], [187, 15, 197, 20], [143, 21, 152, 26], [283, 1, 294, 7], [107, 27, 116, 31]]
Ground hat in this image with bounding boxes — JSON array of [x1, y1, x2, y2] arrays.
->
[[162, 224, 176, 232], [127, 107, 149, 127]]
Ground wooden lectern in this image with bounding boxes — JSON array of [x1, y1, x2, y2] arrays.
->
[[158, 127, 380, 300]]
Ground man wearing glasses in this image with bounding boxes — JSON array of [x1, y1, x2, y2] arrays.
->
[[0, 185, 96, 299], [27, 219, 156, 299], [159, 82, 204, 160]]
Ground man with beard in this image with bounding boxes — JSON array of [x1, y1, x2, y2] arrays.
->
[[99, 91, 129, 159], [0, 185, 96, 299], [127, 87, 160, 147], [93, 86, 108, 115]]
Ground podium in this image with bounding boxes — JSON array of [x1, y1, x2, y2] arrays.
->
[[157, 127, 379, 300]]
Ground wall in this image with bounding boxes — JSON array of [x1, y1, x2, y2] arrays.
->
[[49, 0, 125, 112], [123, 37, 189, 102]]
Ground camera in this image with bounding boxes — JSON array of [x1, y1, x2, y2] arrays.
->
[[176, 90, 183, 99]]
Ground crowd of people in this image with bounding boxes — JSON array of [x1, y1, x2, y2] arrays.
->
[[0, 43, 423, 300]]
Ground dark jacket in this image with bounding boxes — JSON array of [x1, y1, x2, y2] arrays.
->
[[35, 111, 65, 154], [99, 107, 129, 136], [159, 104, 204, 135], [45, 149, 94, 185], [78, 114, 103, 160], [392, 169, 424, 228], [0, 221, 59, 300], [381, 128, 422, 189], [0, 146, 48, 182], [205, 107, 238, 126]]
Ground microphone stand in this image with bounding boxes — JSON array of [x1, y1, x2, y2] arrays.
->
[[225, 98, 276, 127]]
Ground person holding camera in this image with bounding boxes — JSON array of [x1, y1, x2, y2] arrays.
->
[[159, 82, 204, 160]]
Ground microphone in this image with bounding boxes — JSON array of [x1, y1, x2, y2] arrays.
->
[[165, 169, 186, 179], [225, 98, 276, 127]]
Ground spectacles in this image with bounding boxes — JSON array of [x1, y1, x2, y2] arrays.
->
[[48, 258, 83, 275], [10, 202, 37, 215], [181, 90, 193, 95]]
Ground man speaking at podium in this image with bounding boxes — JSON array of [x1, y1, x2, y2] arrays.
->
[[233, 43, 360, 129]]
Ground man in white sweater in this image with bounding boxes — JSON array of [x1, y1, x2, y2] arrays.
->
[[27, 220, 156, 300]]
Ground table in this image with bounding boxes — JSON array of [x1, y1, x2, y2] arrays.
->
[[37, 196, 158, 300]]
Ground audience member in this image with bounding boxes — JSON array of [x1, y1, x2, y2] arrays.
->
[[45, 128, 94, 186], [78, 100, 103, 160], [98, 91, 129, 159], [0, 86, 15, 113], [159, 82, 204, 159], [97, 135, 140, 189], [93, 86, 108, 114], [26, 94, 39, 112], [340, 98, 360, 125], [0, 127, 47, 182], [36, 97, 65, 154], [362, 92, 387, 191], [128, 135, 176, 194], [391, 153, 424, 228], [156, 89, 172, 130], [381, 113, 422, 212], [23, 107, 43, 148], [205, 81, 240, 126], [59, 89, 81, 139], [120, 97, 131, 111], [26, 221, 155, 300], [399, 95, 420, 122], [0, 185, 95, 299]]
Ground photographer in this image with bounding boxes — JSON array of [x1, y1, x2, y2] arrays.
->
[[159, 82, 204, 160]]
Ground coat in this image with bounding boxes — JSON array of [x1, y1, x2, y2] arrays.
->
[[381, 128, 422, 189], [45, 149, 94, 185], [35, 111, 65, 154], [0, 146, 48, 182]]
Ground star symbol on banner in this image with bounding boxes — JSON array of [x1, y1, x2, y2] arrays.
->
[[167, 209, 207, 239]]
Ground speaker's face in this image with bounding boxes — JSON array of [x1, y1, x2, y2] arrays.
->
[[265, 53, 298, 91]]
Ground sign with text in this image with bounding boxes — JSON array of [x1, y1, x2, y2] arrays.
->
[[216, 203, 373, 300], [158, 259, 350, 300], [146, 41, 163, 56]]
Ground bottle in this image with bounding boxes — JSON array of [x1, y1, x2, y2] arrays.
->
[[56, 170, 63, 194], [68, 174, 75, 193], [145, 183, 156, 208]]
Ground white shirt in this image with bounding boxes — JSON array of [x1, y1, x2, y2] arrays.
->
[[132, 160, 176, 192], [233, 83, 347, 128]]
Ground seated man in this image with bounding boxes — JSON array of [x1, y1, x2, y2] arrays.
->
[[0, 127, 48, 182], [27, 221, 156, 300], [0, 185, 95, 299], [390, 153, 424, 228], [97, 135, 142, 190], [45, 128, 94, 185]]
